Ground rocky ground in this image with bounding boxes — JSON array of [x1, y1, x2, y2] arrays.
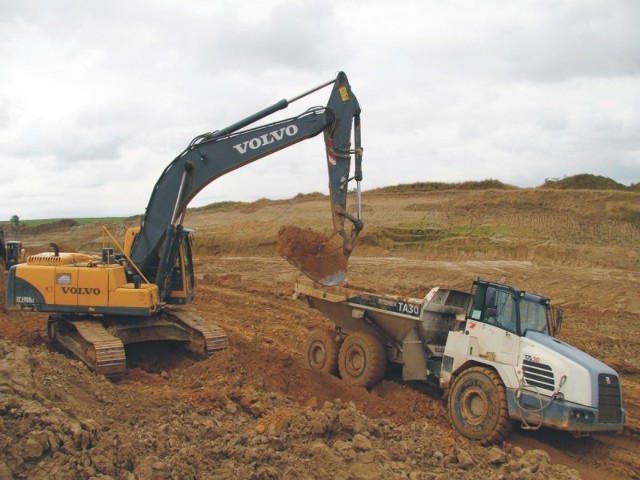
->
[[0, 329, 582, 480], [1, 255, 639, 479], [1, 188, 639, 479]]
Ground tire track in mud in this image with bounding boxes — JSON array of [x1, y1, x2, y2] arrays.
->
[[192, 277, 449, 426]]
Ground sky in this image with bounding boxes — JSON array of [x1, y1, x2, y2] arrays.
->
[[1, 0, 639, 220]]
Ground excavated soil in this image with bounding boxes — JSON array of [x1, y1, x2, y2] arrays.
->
[[277, 226, 347, 286], [2, 189, 640, 480], [2, 257, 639, 479]]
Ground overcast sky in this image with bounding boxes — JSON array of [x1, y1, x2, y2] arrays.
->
[[1, 0, 639, 220]]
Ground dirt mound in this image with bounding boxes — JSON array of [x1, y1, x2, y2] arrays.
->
[[0, 337, 583, 480], [277, 226, 348, 286], [27, 218, 79, 234], [540, 174, 629, 191], [2, 187, 640, 479]]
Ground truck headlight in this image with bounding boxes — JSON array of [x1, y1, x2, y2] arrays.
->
[[570, 408, 595, 424]]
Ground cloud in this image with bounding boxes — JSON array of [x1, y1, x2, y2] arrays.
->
[[0, 0, 639, 220], [191, 1, 348, 74], [501, 1, 640, 82]]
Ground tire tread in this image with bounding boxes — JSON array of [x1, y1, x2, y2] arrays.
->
[[338, 331, 386, 388]]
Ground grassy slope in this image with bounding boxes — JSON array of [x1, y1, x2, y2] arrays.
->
[[3, 178, 639, 270]]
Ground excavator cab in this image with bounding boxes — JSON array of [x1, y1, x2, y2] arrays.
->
[[5, 241, 25, 269], [120, 226, 195, 305]]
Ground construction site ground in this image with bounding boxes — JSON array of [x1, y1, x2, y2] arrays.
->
[[1, 188, 639, 479]]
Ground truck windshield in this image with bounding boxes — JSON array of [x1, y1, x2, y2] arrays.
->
[[519, 299, 549, 335], [7, 243, 19, 257]]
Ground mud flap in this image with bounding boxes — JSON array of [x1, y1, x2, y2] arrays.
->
[[402, 328, 429, 381]]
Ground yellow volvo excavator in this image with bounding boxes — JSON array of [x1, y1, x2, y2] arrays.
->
[[6, 72, 363, 378]]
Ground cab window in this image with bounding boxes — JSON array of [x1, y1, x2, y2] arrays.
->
[[519, 300, 549, 334], [482, 287, 518, 333]]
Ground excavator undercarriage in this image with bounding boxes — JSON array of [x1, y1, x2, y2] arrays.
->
[[47, 308, 228, 379]]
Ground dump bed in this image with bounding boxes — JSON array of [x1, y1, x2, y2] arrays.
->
[[294, 277, 472, 363]]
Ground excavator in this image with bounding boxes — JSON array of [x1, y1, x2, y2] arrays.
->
[[5, 71, 363, 378], [0, 228, 26, 271]]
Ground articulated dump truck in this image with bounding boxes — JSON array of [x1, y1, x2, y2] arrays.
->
[[294, 277, 625, 443]]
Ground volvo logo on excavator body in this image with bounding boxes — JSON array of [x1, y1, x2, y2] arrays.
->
[[61, 287, 101, 295], [232, 125, 299, 154]]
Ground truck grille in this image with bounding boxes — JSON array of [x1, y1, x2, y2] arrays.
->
[[598, 374, 623, 423], [523, 359, 555, 391]]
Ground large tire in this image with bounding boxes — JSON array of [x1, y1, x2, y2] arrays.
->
[[304, 329, 340, 375], [338, 331, 386, 388], [447, 366, 512, 444]]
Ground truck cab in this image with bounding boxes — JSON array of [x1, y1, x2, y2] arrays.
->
[[441, 279, 624, 441], [467, 280, 562, 338]]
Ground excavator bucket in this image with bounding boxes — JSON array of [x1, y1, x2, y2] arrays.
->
[[277, 226, 349, 286]]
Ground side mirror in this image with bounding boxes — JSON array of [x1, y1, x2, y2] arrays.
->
[[552, 308, 563, 336]]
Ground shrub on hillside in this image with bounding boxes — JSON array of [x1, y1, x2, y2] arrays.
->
[[540, 174, 627, 191]]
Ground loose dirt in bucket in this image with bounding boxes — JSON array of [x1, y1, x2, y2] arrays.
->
[[277, 226, 348, 285]]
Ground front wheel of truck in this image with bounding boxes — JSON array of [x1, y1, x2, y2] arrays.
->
[[338, 331, 386, 389], [447, 366, 512, 444]]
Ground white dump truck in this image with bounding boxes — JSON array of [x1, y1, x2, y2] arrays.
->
[[294, 277, 625, 443]]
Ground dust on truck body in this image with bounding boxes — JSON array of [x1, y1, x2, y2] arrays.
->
[[295, 278, 625, 443]]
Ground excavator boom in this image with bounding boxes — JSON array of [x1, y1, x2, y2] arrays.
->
[[131, 71, 362, 293]]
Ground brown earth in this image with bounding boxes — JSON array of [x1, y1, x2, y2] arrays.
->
[[277, 226, 347, 286], [1, 188, 640, 479]]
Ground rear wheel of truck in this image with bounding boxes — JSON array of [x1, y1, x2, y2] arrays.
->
[[304, 329, 340, 375], [447, 366, 512, 444], [338, 331, 386, 388]]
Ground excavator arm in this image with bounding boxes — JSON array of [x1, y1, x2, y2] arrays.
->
[[130, 72, 363, 296]]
